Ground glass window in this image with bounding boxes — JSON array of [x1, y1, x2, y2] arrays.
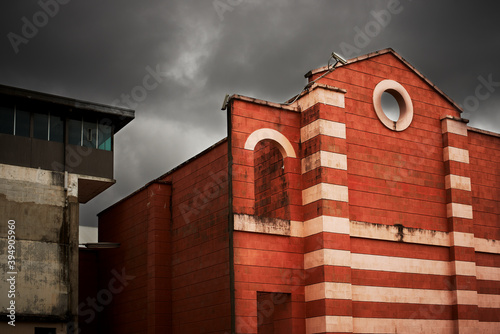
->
[[0, 105, 14, 134], [33, 113, 49, 140], [68, 118, 82, 145], [83, 120, 97, 148], [15, 109, 30, 137], [49, 114, 64, 143], [98, 122, 112, 151]]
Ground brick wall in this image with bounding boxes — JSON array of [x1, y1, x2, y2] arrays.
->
[[98, 184, 162, 333], [167, 141, 230, 333], [97, 139, 230, 333], [230, 98, 302, 221], [469, 129, 500, 325], [230, 98, 304, 333], [229, 50, 499, 333], [254, 140, 289, 220], [92, 49, 499, 333], [322, 53, 459, 231]]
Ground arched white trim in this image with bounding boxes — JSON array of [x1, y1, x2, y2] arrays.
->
[[373, 79, 413, 131], [244, 128, 297, 158]]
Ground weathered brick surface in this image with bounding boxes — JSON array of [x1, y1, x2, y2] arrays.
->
[[97, 140, 230, 334], [90, 50, 499, 333]]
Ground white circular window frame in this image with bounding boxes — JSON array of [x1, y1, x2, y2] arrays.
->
[[373, 79, 413, 131]]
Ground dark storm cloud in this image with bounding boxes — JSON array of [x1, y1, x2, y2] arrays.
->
[[0, 0, 498, 227]]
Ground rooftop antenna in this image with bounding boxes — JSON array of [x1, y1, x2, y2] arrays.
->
[[221, 94, 230, 110], [283, 51, 348, 105], [328, 52, 347, 68]]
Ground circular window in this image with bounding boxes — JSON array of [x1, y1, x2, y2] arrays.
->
[[373, 80, 413, 131], [381, 92, 400, 121]]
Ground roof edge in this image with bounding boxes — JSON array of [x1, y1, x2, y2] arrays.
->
[[467, 126, 500, 138], [0, 83, 135, 118], [305, 48, 395, 78], [304, 48, 464, 114], [228, 94, 300, 112], [97, 137, 228, 217]]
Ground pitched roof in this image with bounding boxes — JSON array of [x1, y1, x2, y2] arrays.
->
[[305, 48, 463, 113]]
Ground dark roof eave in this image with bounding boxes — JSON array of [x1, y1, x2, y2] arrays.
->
[[0, 84, 135, 132]]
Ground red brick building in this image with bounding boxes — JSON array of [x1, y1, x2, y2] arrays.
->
[[86, 48, 500, 333]]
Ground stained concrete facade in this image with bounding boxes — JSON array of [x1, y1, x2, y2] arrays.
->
[[0, 166, 79, 332], [90, 48, 499, 333], [0, 85, 133, 333]]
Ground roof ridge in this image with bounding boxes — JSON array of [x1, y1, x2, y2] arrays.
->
[[304, 48, 463, 113]]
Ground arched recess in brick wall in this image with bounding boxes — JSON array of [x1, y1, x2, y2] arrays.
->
[[244, 129, 297, 220], [244, 128, 296, 158]]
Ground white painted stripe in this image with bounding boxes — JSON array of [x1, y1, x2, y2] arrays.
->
[[305, 249, 480, 279], [304, 249, 351, 269], [476, 321, 500, 334], [352, 253, 452, 276], [302, 183, 348, 205], [453, 261, 477, 277], [352, 286, 456, 305], [319, 150, 347, 170], [352, 254, 476, 278], [304, 216, 350, 237], [447, 203, 473, 219], [355, 318, 485, 334], [357, 253, 480, 279], [451, 232, 475, 248], [443, 146, 469, 163], [301, 119, 346, 142], [243, 128, 297, 158], [301, 151, 347, 174], [302, 152, 321, 174], [477, 266, 500, 281], [455, 290, 478, 305], [296, 84, 346, 110], [478, 293, 500, 308], [351, 221, 500, 255], [442, 118, 468, 136], [475, 238, 500, 254], [305, 282, 352, 301], [233, 214, 291, 236], [455, 320, 481, 334], [306, 316, 353, 334], [350, 220, 451, 247], [353, 318, 455, 334], [290, 220, 303, 237], [445, 174, 471, 191]]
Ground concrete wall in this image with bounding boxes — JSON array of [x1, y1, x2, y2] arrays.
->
[[0, 322, 66, 333], [0, 164, 79, 331]]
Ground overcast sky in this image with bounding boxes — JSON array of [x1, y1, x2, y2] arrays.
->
[[1, 0, 499, 227]]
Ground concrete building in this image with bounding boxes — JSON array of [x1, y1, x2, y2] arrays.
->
[[0, 84, 134, 333], [93, 48, 499, 333]]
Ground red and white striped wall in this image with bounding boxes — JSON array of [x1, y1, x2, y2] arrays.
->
[[299, 84, 353, 333]]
